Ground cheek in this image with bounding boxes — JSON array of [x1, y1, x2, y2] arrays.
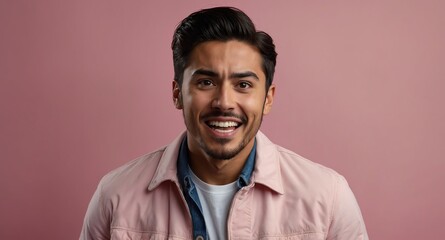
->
[[194, 94, 211, 107], [183, 93, 210, 116], [240, 95, 266, 116]]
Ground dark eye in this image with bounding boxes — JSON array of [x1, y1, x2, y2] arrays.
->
[[197, 79, 215, 88], [202, 80, 213, 86], [238, 81, 252, 89]]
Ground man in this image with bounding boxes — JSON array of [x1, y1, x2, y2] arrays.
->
[[80, 7, 368, 240]]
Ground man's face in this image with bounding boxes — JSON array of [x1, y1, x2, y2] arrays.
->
[[173, 40, 275, 160]]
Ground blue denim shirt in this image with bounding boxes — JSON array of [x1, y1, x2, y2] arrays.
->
[[177, 137, 256, 240]]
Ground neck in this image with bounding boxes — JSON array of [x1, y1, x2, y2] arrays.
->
[[188, 140, 254, 185]]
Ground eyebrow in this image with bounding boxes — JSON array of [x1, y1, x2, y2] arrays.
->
[[192, 69, 259, 81], [230, 71, 259, 80], [192, 69, 219, 77]]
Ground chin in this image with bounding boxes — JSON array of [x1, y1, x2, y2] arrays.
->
[[201, 140, 247, 160]]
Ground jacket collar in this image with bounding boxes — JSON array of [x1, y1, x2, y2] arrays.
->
[[148, 131, 284, 195], [251, 131, 284, 194], [147, 132, 186, 191]]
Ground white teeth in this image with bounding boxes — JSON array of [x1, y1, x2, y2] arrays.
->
[[208, 121, 239, 128], [214, 128, 234, 133]]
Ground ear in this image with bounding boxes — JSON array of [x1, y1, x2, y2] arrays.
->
[[172, 81, 183, 109], [263, 84, 275, 115]]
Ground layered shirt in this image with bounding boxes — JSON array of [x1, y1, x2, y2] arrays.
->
[[80, 131, 368, 240]]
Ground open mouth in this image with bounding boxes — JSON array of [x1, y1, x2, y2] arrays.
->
[[206, 121, 241, 133]]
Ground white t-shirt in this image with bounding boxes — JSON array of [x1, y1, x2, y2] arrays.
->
[[190, 169, 238, 240]]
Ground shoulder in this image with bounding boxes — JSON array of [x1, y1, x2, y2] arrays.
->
[[256, 131, 343, 185], [97, 146, 167, 196], [95, 132, 186, 199], [254, 131, 347, 201], [275, 144, 347, 195], [276, 145, 341, 179]]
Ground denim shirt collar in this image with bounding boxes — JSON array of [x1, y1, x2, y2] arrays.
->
[[177, 137, 256, 239], [177, 136, 257, 190]]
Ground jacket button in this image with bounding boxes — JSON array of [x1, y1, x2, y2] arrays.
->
[[184, 177, 191, 189], [195, 236, 204, 240]]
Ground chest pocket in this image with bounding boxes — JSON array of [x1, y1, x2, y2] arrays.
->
[[256, 232, 325, 240], [110, 229, 192, 240]]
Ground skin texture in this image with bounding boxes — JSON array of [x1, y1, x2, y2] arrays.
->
[[173, 40, 275, 185]]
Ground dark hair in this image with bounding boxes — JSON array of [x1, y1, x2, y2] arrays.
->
[[171, 7, 277, 90]]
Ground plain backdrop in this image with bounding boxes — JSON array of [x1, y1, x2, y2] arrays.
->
[[1, 0, 444, 239]]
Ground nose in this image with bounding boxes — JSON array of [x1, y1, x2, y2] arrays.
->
[[211, 83, 235, 111]]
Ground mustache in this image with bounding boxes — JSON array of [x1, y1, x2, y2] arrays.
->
[[201, 111, 247, 124]]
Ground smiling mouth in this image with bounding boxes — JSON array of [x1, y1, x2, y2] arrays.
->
[[206, 121, 241, 133]]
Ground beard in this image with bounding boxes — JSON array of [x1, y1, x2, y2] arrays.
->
[[199, 128, 252, 160], [184, 109, 263, 160], [180, 92, 267, 161]]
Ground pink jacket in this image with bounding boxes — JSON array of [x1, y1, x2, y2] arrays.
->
[[80, 131, 368, 239]]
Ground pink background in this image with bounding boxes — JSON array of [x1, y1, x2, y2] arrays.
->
[[1, 1, 444, 239]]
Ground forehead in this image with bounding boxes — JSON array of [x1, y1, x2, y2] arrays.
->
[[186, 40, 265, 78]]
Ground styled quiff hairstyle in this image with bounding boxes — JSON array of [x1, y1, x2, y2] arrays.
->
[[171, 7, 277, 90]]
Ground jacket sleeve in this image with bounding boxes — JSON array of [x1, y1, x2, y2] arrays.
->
[[327, 175, 369, 240], [79, 180, 111, 240]]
